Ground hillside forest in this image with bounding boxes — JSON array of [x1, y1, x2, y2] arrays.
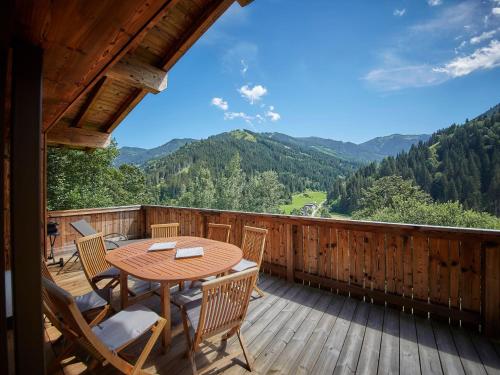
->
[[47, 104, 500, 229]]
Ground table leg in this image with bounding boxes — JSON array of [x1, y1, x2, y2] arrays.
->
[[161, 281, 171, 351], [120, 271, 129, 310]]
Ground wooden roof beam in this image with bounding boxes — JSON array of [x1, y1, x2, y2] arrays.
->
[[107, 55, 168, 94], [237, 0, 254, 6], [47, 127, 111, 149], [73, 77, 108, 128]]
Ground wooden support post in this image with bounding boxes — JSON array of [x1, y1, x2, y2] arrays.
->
[[482, 241, 500, 338], [288, 225, 298, 283], [0, 46, 11, 375], [10, 41, 44, 373]]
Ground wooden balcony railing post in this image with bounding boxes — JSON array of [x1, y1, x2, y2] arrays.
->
[[482, 241, 500, 338], [288, 224, 298, 282]]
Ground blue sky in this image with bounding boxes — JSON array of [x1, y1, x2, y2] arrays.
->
[[114, 0, 500, 149]]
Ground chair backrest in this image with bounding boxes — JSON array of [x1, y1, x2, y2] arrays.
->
[[207, 223, 231, 243], [70, 219, 98, 237], [151, 223, 179, 239], [41, 258, 55, 282], [41, 278, 117, 365], [40, 259, 63, 331], [241, 226, 268, 268], [194, 268, 258, 348], [75, 233, 109, 284]]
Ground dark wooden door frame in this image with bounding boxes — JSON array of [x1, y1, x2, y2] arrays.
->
[[10, 40, 45, 373]]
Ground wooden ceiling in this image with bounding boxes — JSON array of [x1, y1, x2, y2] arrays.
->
[[15, 0, 252, 148]]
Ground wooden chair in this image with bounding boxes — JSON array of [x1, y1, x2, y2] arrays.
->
[[41, 259, 110, 325], [41, 259, 111, 373], [207, 223, 231, 243], [231, 226, 268, 297], [76, 233, 159, 300], [180, 268, 258, 374], [59, 219, 128, 273], [42, 278, 166, 375], [151, 223, 179, 238], [75, 233, 121, 294]]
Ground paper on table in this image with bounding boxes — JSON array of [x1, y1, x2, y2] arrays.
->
[[148, 242, 177, 251], [175, 247, 204, 259]]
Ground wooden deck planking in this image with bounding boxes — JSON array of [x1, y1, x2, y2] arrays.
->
[[356, 304, 384, 374], [45, 263, 500, 375]]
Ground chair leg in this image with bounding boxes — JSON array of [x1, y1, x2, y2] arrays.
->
[[254, 285, 265, 298], [187, 349, 198, 375], [236, 330, 253, 372], [221, 327, 237, 341], [131, 319, 166, 375]]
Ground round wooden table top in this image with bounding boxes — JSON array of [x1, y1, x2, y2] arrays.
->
[[105, 236, 243, 283]]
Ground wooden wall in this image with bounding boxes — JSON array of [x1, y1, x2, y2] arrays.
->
[[47, 204, 500, 338], [47, 205, 144, 253]]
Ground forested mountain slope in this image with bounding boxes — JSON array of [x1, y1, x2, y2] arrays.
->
[[115, 138, 195, 166], [329, 104, 500, 216], [144, 130, 360, 200], [262, 132, 429, 162]]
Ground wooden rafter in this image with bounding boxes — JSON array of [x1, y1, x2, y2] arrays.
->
[[73, 76, 108, 128], [107, 55, 168, 94], [47, 127, 111, 149], [103, 88, 145, 134], [46, 0, 183, 133]]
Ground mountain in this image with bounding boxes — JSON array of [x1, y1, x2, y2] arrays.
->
[[115, 138, 196, 166], [329, 104, 500, 216], [143, 129, 361, 200], [359, 134, 431, 158], [262, 132, 430, 162]]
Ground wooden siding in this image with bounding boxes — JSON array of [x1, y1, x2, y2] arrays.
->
[[47, 206, 144, 253], [47, 205, 500, 338]]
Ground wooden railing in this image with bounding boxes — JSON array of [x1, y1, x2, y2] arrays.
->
[[47, 204, 500, 338], [47, 205, 145, 252]]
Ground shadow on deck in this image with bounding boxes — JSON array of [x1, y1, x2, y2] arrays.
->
[[46, 261, 500, 375]]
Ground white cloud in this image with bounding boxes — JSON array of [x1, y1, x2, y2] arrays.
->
[[427, 0, 442, 6], [470, 30, 497, 44], [211, 97, 228, 111], [224, 112, 254, 126], [255, 114, 265, 123], [410, 2, 476, 33], [266, 109, 281, 122], [238, 84, 268, 104], [393, 9, 406, 17], [240, 59, 249, 76], [364, 65, 448, 91], [434, 39, 500, 77], [455, 40, 467, 54], [493, 8, 500, 16]]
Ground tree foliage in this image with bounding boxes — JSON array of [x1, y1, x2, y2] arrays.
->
[[175, 153, 285, 213], [352, 176, 500, 229], [329, 104, 500, 217], [47, 141, 157, 210]]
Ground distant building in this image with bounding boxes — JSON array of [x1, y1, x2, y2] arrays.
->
[[301, 203, 318, 215]]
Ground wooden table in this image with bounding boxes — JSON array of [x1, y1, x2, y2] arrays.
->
[[105, 236, 243, 348]]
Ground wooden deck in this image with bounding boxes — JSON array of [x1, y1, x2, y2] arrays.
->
[[45, 261, 500, 375]]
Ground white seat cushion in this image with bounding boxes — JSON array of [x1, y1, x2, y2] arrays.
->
[[231, 259, 258, 273], [184, 299, 202, 332], [171, 285, 203, 307], [92, 267, 120, 281], [92, 304, 159, 352], [75, 291, 107, 312]]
